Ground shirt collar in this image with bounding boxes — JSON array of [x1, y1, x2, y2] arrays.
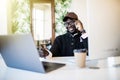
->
[[67, 32, 81, 38]]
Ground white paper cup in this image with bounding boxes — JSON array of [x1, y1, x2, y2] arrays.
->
[[74, 49, 87, 68]]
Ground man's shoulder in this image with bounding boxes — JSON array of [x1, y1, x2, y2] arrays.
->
[[54, 33, 69, 44], [56, 33, 68, 38]]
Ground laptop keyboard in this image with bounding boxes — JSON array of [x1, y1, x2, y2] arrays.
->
[[42, 61, 65, 72]]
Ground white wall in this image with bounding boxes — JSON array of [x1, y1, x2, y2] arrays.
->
[[87, 0, 120, 59], [0, 0, 7, 35]]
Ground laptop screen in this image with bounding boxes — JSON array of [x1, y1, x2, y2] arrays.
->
[[0, 34, 46, 73], [0, 34, 65, 73]]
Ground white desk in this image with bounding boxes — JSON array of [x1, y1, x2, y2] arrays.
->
[[0, 55, 120, 80]]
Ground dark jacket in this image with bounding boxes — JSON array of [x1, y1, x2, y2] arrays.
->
[[50, 32, 88, 57]]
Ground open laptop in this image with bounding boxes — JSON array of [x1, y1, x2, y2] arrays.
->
[[0, 34, 65, 73]]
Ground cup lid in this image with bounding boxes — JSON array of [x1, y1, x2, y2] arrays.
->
[[73, 49, 87, 53]]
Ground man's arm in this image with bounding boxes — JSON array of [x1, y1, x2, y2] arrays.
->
[[50, 36, 62, 57], [40, 36, 62, 59], [75, 20, 88, 55]]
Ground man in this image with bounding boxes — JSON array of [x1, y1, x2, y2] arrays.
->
[[40, 12, 88, 58], [49, 12, 88, 57]]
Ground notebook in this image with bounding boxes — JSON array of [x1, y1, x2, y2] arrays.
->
[[0, 34, 65, 73]]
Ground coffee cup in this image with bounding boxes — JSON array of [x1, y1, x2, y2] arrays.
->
[[73, 49, 87, 68]]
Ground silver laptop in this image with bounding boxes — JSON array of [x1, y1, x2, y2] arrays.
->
[[0, 34, 65, 73]]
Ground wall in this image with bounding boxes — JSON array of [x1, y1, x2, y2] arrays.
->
[[87, 0, 120, 59], [0, 0, 7, 35]]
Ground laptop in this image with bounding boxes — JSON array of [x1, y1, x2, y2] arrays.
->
[[0, 34, 65, 73]]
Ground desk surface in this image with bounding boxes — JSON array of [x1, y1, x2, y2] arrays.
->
[[0, 55, 120, 80]]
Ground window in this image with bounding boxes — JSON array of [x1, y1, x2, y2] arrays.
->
[[32, 4, 52, 41]]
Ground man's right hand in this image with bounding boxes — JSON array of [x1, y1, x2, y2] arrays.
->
[[40, 48, 49, 57]]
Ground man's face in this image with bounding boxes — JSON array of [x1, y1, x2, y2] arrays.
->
[[64, 19, 76, 34]]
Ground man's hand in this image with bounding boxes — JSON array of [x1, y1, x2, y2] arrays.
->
[[39, 45, 49, 58], [75, 20, 84, 32]]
